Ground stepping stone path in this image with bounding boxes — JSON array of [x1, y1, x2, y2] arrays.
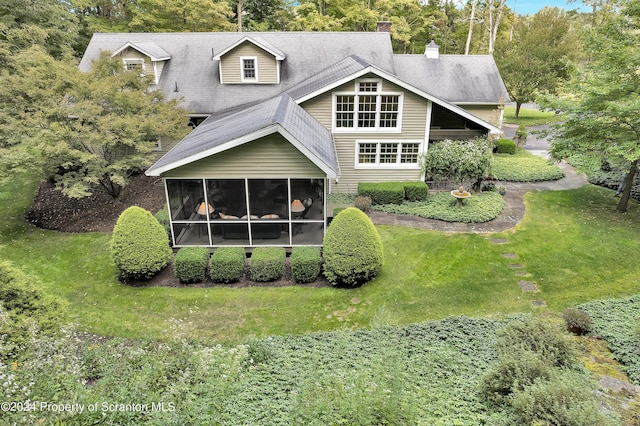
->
[[490, 238, 546, 307]]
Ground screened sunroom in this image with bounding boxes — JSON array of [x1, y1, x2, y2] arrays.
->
[[165, 177, 326, 247]]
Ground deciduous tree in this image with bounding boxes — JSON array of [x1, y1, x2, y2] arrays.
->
[[0, 48, 189, 199], [495, 7, 581, 117], [543, 0, 640, 212]]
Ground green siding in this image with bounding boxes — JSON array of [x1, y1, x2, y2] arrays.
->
[[163, 135, 325, 178], [301, 77, 426, 193], [219, 42, 278, 84]]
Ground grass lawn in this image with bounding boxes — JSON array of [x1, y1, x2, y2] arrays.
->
[[2, 173, 640, 344], [503, 105, 565, 127]]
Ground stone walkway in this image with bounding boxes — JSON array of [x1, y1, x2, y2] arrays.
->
[[368, 160, 588, 233]]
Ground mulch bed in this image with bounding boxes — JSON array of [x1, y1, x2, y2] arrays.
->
[[25, 174, 329, 288]]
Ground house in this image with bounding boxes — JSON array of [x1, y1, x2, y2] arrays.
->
[[79, 28, 509, 248]]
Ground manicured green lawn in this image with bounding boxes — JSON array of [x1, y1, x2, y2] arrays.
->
[[1, 173, 639, 344], [503, 105, 565, 126]]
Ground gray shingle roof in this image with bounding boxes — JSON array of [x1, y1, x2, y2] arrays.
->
[[80, 32, 395, 114], [112, 41, 172, 61], [146, 94, 338, 177], [393, 54, 509, 103]]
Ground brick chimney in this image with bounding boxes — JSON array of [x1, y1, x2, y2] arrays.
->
[[425, 40, 439, 59], [377, 20, 392, 32]]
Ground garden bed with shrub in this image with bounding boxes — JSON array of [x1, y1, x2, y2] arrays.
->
[[372, 191, 505, 223], [491, 148, 565, 182]]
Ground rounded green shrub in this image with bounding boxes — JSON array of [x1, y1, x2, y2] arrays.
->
[[209, 247, 245, 283], [291, 246, 322, 283], [154, 207, 171, 241], [174, 247, 210, 284], [111, 206, 173, 282], [250, 247, 286, 282], [323, 207, 383, 287], [496, 138, 516, 154]]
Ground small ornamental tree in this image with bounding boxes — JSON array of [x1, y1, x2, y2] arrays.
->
[[111, 206, 172, 282], [323, 207, 383, 287], [421, 138, 493, 191]]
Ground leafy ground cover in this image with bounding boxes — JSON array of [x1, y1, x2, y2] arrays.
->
[[372, 191, 504, 223], [4, 314, 618, 425], [490, 148, 565, 181], [577, 296, 640, 384]]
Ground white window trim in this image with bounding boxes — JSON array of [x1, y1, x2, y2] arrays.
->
[[354, 140, 423, 169], [332, 79, 403, 133], [123, 58, 146, 75], [240, 56, 258, 82]]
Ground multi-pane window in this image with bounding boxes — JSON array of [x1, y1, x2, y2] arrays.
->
[[242, 58, 256, 80], [400, 143, 420, 163], [379, 143, 398, 163], [336, 95, 355, 127], [124, 59, 144, 73], [380, 95, 400, 128], [357, 142, 421, 166], [334, 80, 401, 131], [358, 143, 377, 164]]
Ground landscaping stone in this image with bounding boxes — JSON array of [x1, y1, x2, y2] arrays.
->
[[491, 238, 509, 244], [507, 263, 524, 268], [502, 253, 517, 259], [532, 300, 546, 307], [518, 280, 539, 292]]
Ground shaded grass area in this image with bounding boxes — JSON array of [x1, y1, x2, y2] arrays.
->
[[1, 174, 640, 344], [503, 106, 565, 126]]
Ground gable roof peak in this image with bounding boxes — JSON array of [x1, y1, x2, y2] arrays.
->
[[111, 41, 171, 61], [212, 35, 286, 61]]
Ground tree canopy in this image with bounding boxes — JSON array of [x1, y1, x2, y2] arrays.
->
[[542, 0, 640, 212], [495, 7, 582, 117], [0, 48, 189, 199]]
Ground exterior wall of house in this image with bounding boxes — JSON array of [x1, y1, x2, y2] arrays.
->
[[457, 104, 501, 126], [116, 47, 155, 80], [301, 77, 427, 194], [162, 134, 325, 178], [219, 42, 279, 84]]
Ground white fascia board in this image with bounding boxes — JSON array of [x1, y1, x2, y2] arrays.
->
[[295, 66, 501, 135], [212, 36, 286, 61], [111, 42, 171, 62], [276, 125, 338, 179], [147, 125, 280, 176]]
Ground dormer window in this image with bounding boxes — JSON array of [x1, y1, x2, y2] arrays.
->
[[124, 59, 145, 73], [241, 57, 257, 81]]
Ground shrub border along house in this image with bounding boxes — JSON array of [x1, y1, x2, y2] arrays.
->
[[358, 181, 428, 205], [290, 246, 322, 284], [174, 247, 210, 284], [249, 247, 286, 282], [209, 247, 246, 283]]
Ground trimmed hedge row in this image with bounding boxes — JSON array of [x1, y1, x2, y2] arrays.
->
[[250, 247, 286, 282], [291, 247, 322, 283], [171, 247, 323, 285], [210, 247, 245, 283], [174, 247, 210, 284], [358, 181, 428, 205]]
